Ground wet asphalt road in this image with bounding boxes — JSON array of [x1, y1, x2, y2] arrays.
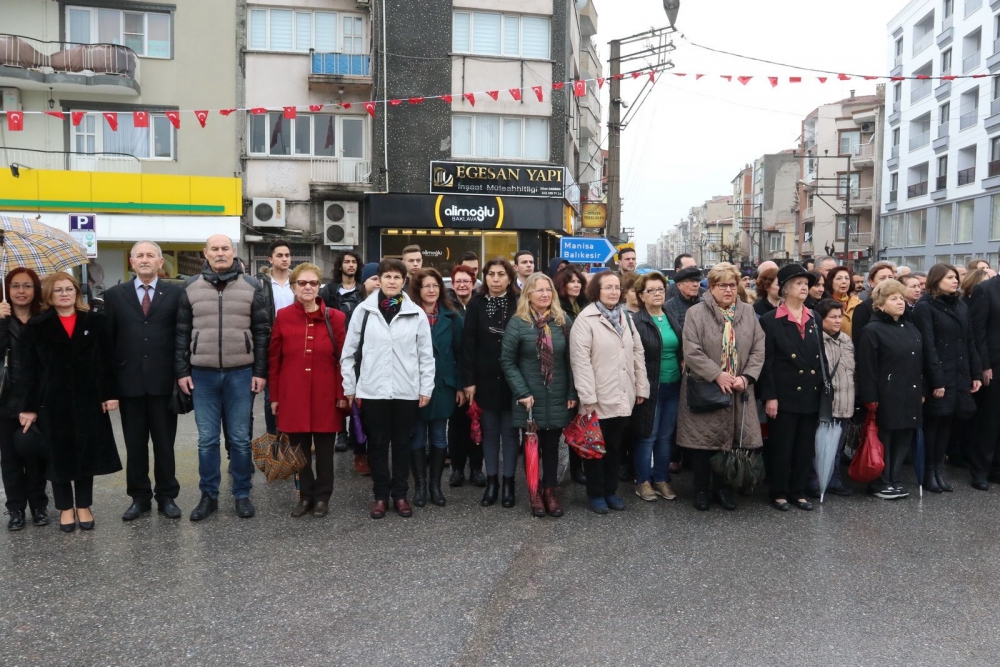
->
[[2, 404, 1000, 666]]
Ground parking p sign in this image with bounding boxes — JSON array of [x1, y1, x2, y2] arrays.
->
[[69, 214, 98, 258]]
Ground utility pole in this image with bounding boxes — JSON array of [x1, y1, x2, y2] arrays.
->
[[844, 176, 851, 263], [607, 39, 622, 244]]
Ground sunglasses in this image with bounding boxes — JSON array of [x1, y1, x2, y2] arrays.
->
[[296, 280, 319, 287]]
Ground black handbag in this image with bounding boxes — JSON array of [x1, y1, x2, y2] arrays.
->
[[686, 370, 732, 414], [170, 383, 194, 415], [815, 316, 839, 424]]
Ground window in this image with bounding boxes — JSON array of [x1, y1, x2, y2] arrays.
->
[[942, 48, 953, 73], [991, 195, 1000, 240], [768, 233, 784, 252], [66, 6, 171, 57], [895, 38, 904, 58], [957, 199, 975, 242], [892, 128, 900, 147], [248, 9, 362, 53], [906, 209, 928, 246], [248, 113, 367, 158], [940, 102, 950, 125], [452, 12, 550, 59], [994, 75, 1000, 101], [70, 111, 174, 160], [937, 204, 954, 243], [992, 136, 1000, 161], [894, 83, 902, 102], [938, 155, 948, 177], [837, 215, 859, 240], [890, 172, 899, 191], [839, 130, 861, 154], [945, 0, 954, 18], [885, 213, 903, 246], [837, 172, 860, 197], [936, 254, 953, 264], [451, 114, 549, 160]]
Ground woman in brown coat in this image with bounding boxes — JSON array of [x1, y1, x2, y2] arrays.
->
[[677, 263, 765, 512]]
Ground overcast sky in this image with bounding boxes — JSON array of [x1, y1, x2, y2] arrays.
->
[[590, 0, 900, 264]]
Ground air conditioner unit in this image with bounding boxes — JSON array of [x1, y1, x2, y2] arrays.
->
[[861, 122, 873, 133], [324, 200, 359, 247], [1, 88, 21, 113], [251, 197, 286, 227]]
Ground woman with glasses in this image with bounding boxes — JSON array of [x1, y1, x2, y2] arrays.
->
[[18, 272, 120, 532], [447, 265, 476, 315], [269, 263, 348, 518], [570, 271, 649, 514], [677, 263, 765, 512], [407, 268, 464, 507], [447, 264, 484, 487]]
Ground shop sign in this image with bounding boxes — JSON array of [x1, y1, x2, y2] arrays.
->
[[581, 203, 607, 229], [430, 161, 565, 198], [69, 213, 98, 258], [434, 195, 504, 228]]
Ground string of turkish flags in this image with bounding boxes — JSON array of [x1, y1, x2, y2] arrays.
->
[[4, 65, 998, 132]]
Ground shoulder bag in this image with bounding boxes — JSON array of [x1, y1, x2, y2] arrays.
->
[[814, 316, 840, 423], [352, 310, 370, 381], [686, 369, 732, 413]]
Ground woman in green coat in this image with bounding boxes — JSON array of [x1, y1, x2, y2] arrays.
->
[[408, 269, 464, 508], [501, 272, 577, 518]]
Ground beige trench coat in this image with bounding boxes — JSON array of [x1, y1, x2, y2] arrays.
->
[[569, 303, 650, 419], [677, 290, 766, 451]]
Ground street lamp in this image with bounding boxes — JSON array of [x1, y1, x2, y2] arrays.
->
[[663, 0, 680, 28]]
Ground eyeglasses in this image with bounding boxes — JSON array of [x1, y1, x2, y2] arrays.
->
[[9, 283, 33, 291], [643, 288, 666, 295], [453, 280, 473, 286], [52, 287, 76, 294], [714, 283, 738, 291], [295, 280, 319, 287]]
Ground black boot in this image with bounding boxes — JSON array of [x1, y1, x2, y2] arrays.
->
[[449, 468, 465, 487], [924, 464, 943, 493], [429, 448, 447, 506], [411, 448, 428, 508], [935, 464, 953, 492], [569, 450, 587, 484], [481, 475, 500, 506], [501, 476, 516, 508]]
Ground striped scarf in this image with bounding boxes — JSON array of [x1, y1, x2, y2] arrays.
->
[[533, 309, 555, 387], [378, 291, 403, 324], [720, 304, 738, 375]]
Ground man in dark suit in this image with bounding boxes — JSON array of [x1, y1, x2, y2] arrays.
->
[[104, 240, 183, 520], [970, 272, 1000, 489]]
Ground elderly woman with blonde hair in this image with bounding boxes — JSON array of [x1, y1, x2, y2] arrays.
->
[[677, 263, 766, 512]]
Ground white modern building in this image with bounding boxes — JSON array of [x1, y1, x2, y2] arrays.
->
[[882, 0, 1000, 270]]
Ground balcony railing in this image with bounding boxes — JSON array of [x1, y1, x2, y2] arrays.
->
[[909, 130, 931, 150], [958, 166, 976, 185], [911, 79, 932, 102], [891, 144, 900, 159], [913, 32, 934, 55], [960, 108, 978, 129], [966, 0, 982, 17], [853, 187, 874, 204], [310, 157, 372, 184], [990, 160, 1000, 177], [943, 14, 954, 31], [0, 147, 140, 173], [890, 189, 898, 203], [992, 97, 1000, 117], [938, 121, 950, 138], [852, 143, 874, 161], [803, 206, 814, 219], [310, 52, 371, 77], [0, 33, 139, 81], [850, 231, 874, 246], [963, 50, 981, 73], [936, 175, 948, 190], [908, 181, 929, 198]]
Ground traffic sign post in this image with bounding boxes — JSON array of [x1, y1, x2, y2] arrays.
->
[[559, 237, 616, 264], [69, 214, 98, 258]]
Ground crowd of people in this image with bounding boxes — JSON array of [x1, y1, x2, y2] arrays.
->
[[5, 237, 1000, 531]]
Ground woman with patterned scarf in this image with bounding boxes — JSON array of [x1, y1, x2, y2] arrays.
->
[[501, 272, 577, 517], [570, 271, 650, 514]]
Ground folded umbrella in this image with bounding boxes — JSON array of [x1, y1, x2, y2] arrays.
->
[[524, 406, 539, 498], [468, 398, 482, 444], [814, 420, 843, 503], [351, 400, 366, 444], [913, 428, 925, 497]]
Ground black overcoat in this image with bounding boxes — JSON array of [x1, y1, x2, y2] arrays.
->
[[857, 310, 924, 432], [911, 293, 982, 417], [460, 292, 517, 411], [758, 308, 824, 414]]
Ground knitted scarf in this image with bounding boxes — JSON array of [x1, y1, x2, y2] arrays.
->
[[378, 290, 403, 324], [533, 309, 556, 387], [720, 304, 739, 375], [424, 302, 439, 329], [595, 300, 625, 336]]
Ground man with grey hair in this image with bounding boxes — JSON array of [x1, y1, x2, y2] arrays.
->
[[176, 234, 269, 521], [817, 256, 838, 278], [104, 240, 184, 521]]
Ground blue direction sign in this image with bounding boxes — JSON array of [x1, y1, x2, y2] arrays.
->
[[560, 237, 616, 264]]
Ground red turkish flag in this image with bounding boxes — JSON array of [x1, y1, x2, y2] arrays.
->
[[485, 90, 499, 100], [768, 77, 778, 88], [695, 74, 705, 80], [838, 73, 850, 80], [916, 74, 930, 80], [720, 75, 732, 82], [531, 86, 543, 102], [250, 108, 267, 115], [71, 111, 85, 126], [440, 95, 453, 104], [737, 76, 752, 86], [573, 80, 586, 97], [103, 112, 118, 131], [890, 76, 904, 81], [309, 104, 324, 111], [6, 111, 23, 131], [674, 73, 686, 77], [341, 103, 352, 109], [195, 110, 209, 127], [789, 77, 802, 83], [973, 73, 988, 78], [133, 111, 149, 128], [364, 102, 376, 117], [552, 82, 565, 90], [464, 93, 475, 106], [508, 88, 522, 101], [44, 111, 66, 120], [612, 73, 625, 80], [864, 76, 879, 80], [408, 97, 424, 105], [389, 99, 402, 106], [818, 77, 828, 83], [165, 110, 180, 129], [283, 106, 296, 119], [219, 108, 237, 116], [649, 71, 657, 82], [631, 71, 641, 79], [597, 77, 606, 88], [942, 75, 956, 81]]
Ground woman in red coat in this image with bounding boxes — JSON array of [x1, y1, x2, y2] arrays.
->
[[269, 263, 347, 518]]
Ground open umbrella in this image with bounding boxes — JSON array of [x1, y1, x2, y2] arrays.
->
[[814, 421, 843, 503], [913, 428, 925, 497], [524, 406, 539, 498], [0, 216, 89, 289]]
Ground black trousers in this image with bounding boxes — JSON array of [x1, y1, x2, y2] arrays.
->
[[923, 413, 952, 468], [875, 428, 913, 488], [620, 420, 634, 476], [688, 448, 723, 493], [584, 416, 628, 499], [52, 477, 93, 510], [531, 428, 561, 490], [765, 411, 818, 500], [972, 378, 1000, 480], [289, 432, 335, 503], [362, 399, 418, 501], [120, 395, 179, 503], [0, 416, 47, 512], [448, 406, 483, 474]]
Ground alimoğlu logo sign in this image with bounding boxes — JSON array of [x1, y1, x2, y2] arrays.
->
[[429, 161, 564, 198], [435, 195, 505, 228]]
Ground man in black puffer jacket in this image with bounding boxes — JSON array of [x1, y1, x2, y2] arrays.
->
[[175, 235, 269, 522]]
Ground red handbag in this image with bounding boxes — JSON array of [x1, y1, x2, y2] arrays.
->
[[562, 411, 606, 459], [849, 409, 885, 483]]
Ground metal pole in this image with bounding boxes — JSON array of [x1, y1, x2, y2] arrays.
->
[[843, 163, 851, 270], [606, 39, 622, 245]]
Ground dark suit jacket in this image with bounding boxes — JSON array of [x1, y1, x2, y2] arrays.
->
[[104, 279, 182, 397], [971, 275, 1000, 372]]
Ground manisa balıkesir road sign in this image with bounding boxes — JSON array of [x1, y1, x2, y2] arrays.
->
[[559, 237, 616, 264]]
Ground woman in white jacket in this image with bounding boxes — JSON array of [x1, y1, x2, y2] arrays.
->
[[342, 259, 435, 520]]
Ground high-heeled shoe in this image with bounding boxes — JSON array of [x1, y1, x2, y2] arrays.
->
[[77, 508, 95, 531], [59, 510, 76, 533]]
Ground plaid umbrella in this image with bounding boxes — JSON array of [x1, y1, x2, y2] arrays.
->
[[0, 216, 89, 290]]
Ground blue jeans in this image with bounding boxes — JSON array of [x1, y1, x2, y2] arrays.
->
[[411, 418, 448, 451], [634, 381, 681, 484], [191, 367, 255, 499]]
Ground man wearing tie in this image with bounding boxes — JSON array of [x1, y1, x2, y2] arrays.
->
[[104, 241, 183, 521]]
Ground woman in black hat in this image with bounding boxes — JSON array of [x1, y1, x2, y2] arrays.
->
[[758, 264, 823, 511]]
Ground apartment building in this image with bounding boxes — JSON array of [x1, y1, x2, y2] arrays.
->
[[800, 89, 885, 273], [753, 150, 799, 263], [0, 0, 242, 285], [881, 0, 1000, 271], [731, 164, 754, 261]]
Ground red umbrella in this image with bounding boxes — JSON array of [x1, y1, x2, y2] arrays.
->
[[524, 407, 539, 497], [468, 398, 483, 443]]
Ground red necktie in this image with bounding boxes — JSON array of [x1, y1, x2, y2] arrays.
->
[[141, 285, 151, 316]]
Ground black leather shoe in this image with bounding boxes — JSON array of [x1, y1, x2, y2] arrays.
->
[[481, 475, 499, 506], [449, 469, 465, 487], [971, 477, 990, 491], [122, 501, 151, 522], [924, 469, 943, 493], [77, 509, 94, 531], [6, 510, 25, 531], [59, 519, 76, 533], [570, 458, 587, 485], [235, 498, 255, 518], [935, 465, 953, 492], [313, 501, 329, 518], [694, 491, 710, 511], [771, 499, 791, 512], [827, 483, 852, 497], [31, 508, 49, 526], [793, 499, 814, 511], [714, 489, 736, 511], [501, 476, 516, 508], [470, 470, 487, 487], [334, 432, 349, 452], [157, 499, 182, 519], [290, 500, 314, 518], [189, 494, 218, 521]]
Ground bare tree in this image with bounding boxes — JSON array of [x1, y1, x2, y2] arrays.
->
[[709, 232, 747, 265]]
